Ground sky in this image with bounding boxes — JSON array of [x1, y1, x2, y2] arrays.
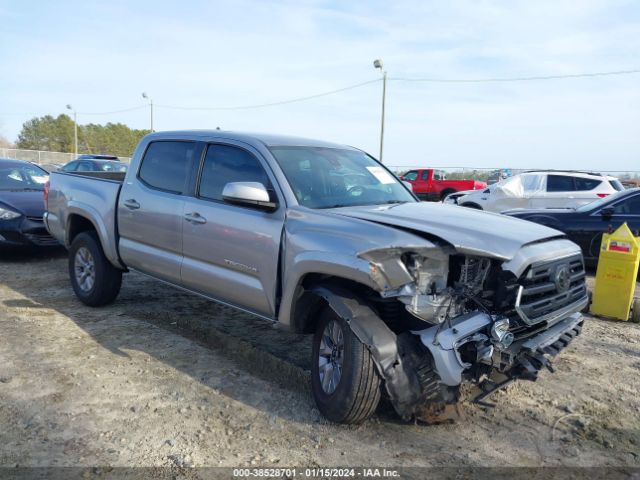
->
[[0, 0, 639, 170]]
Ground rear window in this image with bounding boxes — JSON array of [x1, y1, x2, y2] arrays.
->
[[546, 175, 575, 192], [574, 177, 601, 191], [138, 141, 198, 194], [609, 179, 624, 191]]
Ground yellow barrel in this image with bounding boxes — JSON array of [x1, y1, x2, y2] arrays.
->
[[591, 223, 640, 321]]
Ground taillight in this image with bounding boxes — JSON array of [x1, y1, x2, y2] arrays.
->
[[596, 193, 609, 198], [44, 180, 50, 209]]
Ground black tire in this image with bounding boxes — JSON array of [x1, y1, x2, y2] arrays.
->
[[311, 306, 381, 424], [582, 291, 592, 314], [461, 202, 483, 210], [631, 298, 640, 324], [440, 189, 456, 201], [69, 231, 122, 307]]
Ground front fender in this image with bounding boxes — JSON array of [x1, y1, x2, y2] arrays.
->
[[278, 252, 376, 328]]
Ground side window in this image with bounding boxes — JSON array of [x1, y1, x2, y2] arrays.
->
[[403, 171, 417, 181], [62, 161, 78, 172], [422, 170, 430, 180], [574, 177, 601, 191], [613, 195, 640, 215], [138, 141, 197, 194], [198, 144, 270, 202], [77, 161, 93, 172], [521, 174, 542, 193], [546, 175, 575, 192]]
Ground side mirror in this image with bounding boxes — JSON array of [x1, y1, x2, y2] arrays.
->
[[600, 206, 614, 218], [222, 182, 278, 212]]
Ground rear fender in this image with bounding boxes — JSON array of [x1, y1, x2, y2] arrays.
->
[[66, 202, 124, 269]]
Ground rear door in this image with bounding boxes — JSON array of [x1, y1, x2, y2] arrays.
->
[[181, 142, 285, 318], [118, 140, 202, 284], [530, 174, 576, 209]]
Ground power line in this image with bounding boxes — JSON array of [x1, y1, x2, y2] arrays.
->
[[155, 78, 381, 111], [1, 68, 639, 118], [389, 69, 640, 83], [77, 105, 147, 115]]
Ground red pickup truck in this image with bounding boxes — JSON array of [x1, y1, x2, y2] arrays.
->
[[400, 168, 487, 201]]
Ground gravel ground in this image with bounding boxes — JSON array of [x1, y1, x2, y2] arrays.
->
[[0, 249, 639, 469]]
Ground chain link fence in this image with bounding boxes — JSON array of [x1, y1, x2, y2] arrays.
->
[[0, 148, 131, 169], [387, 166, 640, 187], [2, 148, 638, 187]]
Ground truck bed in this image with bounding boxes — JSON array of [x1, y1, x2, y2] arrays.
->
[[45, 171, 124, 267]]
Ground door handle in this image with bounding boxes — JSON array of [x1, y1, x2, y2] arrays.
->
[[184, 212, 207, 224], [123, 199, 140, 210]]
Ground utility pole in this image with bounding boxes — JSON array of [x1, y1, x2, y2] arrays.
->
[[373, 59, 386, 162], [142, 92, 153, 131], [66, 104, 78, 157]]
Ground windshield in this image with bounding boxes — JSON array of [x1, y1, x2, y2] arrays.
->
[[270, 146, 415, 208], [0, 164, 49, 190]]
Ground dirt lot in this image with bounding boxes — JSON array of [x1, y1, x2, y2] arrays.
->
[[0, 249, 639, 469]]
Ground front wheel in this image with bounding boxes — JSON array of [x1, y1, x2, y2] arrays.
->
[[311, 306, 381, 424], [69, 231, 122, 307]]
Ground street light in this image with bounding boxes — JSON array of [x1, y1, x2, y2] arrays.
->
[[66, 104, 78, 157], [142, 92, 153, 132], [373, 58, 387, 163]]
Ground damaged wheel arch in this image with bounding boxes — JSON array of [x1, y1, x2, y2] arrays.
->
[[308, 283, 440, 421]]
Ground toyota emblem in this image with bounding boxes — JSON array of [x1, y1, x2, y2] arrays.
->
[[554, 265, 571, 293]]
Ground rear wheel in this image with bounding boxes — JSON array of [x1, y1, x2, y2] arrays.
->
[[311, 306, 381, 424], [440, 189, 456, 201], [69, 231, 122, 307]]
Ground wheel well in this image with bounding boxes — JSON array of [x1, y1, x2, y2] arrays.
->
[[67, 214, 97, 245], [292, 274, 419, 335], [291, 275, 379, 334]]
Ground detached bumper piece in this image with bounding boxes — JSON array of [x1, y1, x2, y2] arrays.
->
[[474, 313, 584, 407]]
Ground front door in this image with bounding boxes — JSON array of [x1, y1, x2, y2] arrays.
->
[[181, 142, 285, 318]]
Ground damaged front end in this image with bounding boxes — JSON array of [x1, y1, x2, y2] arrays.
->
[[331, 243, 590, 422]]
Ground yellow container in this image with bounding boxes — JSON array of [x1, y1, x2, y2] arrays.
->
[[591, 223, 640, 321]]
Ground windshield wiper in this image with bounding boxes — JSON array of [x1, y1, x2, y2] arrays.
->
[[319, 203, 351, 209]]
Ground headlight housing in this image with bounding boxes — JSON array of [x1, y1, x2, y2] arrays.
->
[[0, 206, 21, 220]]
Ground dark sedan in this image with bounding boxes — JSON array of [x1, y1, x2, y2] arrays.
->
[[61, 155, 127, 173], [0, 159, 59, 248], [504, 188, 640, 265]]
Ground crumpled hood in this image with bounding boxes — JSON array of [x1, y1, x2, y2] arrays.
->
[[0, 190, 46, 217], [329, 202, 565, 261]]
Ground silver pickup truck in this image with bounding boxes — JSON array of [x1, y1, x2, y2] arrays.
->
[[45, 131, 588, 424]]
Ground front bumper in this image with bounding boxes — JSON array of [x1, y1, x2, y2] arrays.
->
[[0, 216, 60, 247], [414, 310, 584, 387]]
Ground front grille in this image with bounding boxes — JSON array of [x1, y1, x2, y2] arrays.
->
[[26, 216, 44, 222], [24, 232, 59, 246], [514, 253, 587, 326]]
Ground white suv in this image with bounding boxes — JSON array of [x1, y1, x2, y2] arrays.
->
[[446, 171, 624, 212]]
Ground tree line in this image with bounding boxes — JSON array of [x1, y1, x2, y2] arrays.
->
[[15, 114, 150, 158]]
